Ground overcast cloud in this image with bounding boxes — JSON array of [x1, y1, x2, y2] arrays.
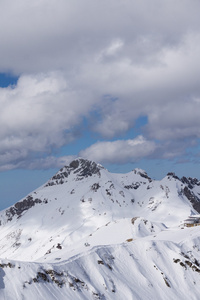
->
[[1, 0, 200, 170]]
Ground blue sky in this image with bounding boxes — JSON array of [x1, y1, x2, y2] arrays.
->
[[1, 0, 200, 209]]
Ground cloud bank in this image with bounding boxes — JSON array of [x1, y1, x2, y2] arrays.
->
[[1, 0, 200, 170]]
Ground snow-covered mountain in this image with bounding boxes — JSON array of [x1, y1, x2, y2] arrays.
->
[[0, 158, 200, 299]]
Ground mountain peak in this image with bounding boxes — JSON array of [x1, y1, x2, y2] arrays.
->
[[133, 168, 152, 181], [166, 172, 180, 180], [69, 158, 104, 177], [46, 158, 104, 186]]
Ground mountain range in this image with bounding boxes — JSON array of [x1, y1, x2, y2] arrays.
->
[[0, 158, 200, 299]]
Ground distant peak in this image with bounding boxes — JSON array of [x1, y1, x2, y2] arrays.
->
[[46, 158, 104, 186], [68, 158, 104, 177], [132, 168, 152, 181], [133, 168, 147, 174], [167, 172, 180, 180]]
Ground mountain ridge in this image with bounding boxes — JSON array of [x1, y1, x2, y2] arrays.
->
[[0, 158, 200, 299], [2, 158, 200, 226]]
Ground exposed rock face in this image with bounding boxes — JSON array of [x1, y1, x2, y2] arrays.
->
[[181, 177, 200, 189], [124, 182, 141, 190], [46, 158, 104, 186], [164, 173, 200, 213], [167, 172, 180, 180], [133, 168, 152, 182], [72, 158, 104, 178], [5, 196, 42, 222], [182, 187, 200, 213]]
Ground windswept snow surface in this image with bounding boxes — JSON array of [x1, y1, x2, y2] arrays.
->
[[0, 158, 200, 299]]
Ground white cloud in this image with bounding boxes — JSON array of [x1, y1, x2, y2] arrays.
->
[[96, 39, 124, 63], [0, 72, 100, 168], [1, 1, 200, 170], [89, 32, 200, 140], [79, 136, 156, 164], [0, 0, 200, 74]]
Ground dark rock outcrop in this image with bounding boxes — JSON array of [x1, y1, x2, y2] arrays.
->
[[167, 172, 180, 180], [181, 177, 200, 189], [182, 187, 200, 213], [46, 158, 104, 186], [133, 169, 152, 182], [5, 196, 42, 222]]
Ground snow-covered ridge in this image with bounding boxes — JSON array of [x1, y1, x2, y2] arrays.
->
[[0, 158, 200, 299]]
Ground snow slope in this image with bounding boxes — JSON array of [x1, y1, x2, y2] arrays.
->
[[0, 158, 200, 299]]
